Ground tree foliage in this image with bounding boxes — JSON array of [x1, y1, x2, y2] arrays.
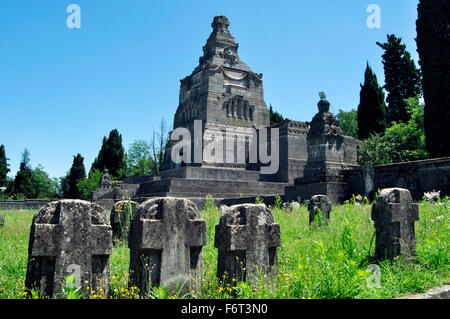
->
[[91, 129, 126, 179], [12, 149, 34, 199], [357, 63, 387, 140], [269, 105, 284, 126], [31, 165, 60, 199], [76, 169, 103, 200], [358, 95, 428, 166], [126, 120, 170, 178], [416, 0, 450, 158], [126, 140, 153, 177], [0, 145, 10, 188], [337, 109, 358, 139], [149, 120, 169, 177], [68, 154, 86, 199], [377, 34, 422, 125]]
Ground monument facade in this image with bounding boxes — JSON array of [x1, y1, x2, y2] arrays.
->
[[91, 16, 360, 207]]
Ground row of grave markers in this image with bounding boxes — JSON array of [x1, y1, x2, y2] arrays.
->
[[23, 188, 418, 298]]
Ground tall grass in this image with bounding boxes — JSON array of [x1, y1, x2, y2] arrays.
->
[[0, 197, 448, 299]]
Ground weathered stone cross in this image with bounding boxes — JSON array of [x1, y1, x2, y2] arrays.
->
[[214, 204, 281, 285], [372, 188, 419, 260], [25, 200, 112, 298], [128, 197, 206, 294]]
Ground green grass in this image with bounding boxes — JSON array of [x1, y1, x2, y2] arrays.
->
[[0, 199, 448, 299]]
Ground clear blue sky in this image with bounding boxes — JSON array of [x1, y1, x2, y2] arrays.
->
[[0, 0, 420, 179]]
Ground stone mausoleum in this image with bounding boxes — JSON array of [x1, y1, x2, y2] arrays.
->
[[91, 16, 360, 207]]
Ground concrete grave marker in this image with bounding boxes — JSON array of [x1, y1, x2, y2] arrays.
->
[[214, 204, 281, 285], [308, 195, 332, 225], [128, 197, 207, 295], [372, 188, 419, 260], [25, 200, 113, 298]]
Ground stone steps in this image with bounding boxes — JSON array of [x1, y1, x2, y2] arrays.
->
[[135, 178, 288, 199]]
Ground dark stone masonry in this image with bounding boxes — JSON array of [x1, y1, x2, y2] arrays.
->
[[25, 200, 113, 298], [90, 15, 363, 208], [308, 195, 332, 225], [128, 197, 207, 295], [214, 204, 281, 284], [87, 16, 450, 209], [371, 188, 419, 261]]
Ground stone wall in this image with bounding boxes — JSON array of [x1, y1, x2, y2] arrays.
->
[[343, 157, 450, 201], [0, 200, 53, 210]]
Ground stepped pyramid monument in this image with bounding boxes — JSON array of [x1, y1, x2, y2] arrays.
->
[[92, 16, 360, 208]]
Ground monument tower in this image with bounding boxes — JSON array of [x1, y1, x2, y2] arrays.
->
[[163, 16, 270, 170]]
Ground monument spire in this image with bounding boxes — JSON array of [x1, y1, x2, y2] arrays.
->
[[200, 15, 239, 65]]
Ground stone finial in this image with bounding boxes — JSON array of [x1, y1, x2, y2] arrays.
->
[[371, 188, 419, 261], [308, 97, 342, 138], [25, 200, 113, 298], [308, 195, 332, 225], [128, 197, 207, 295], [110, 200, 139, 242], [214, 204, 281, 285], [212, 15, 230, 33], [319, 92, 327, 100], [317, 99, 330, 113]]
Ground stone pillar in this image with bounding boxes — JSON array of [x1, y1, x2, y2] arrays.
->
[[371, 188, 419, 261], [110, 200, 139, 242], [128, 197, 207, 295], [214, 204, 281, 285], [25, 200, 113, 298], [308, 195, 332, 225], [363, 164, 374, 198]]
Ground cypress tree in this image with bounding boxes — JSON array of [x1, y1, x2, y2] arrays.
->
[[0, 145, 10, 188], [416, 0, 450, 158], [357, 63, 388, 140], [91, 129, 125, 178], [269, 105, 284, 126], [68, 154, 86, 199], [13, 148, 34, 198], [377, 34, 422, 124]]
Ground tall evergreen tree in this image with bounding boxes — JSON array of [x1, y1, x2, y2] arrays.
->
[[357, 63, 388, 140], [416, 0, 450, 158], [0, 145, 10, 188], [269, 105, 284, 126], [91, 129, 125, 178], [68, 154, 86, 199], [13, 148, 34, 198], [377, 34, 422, 124]]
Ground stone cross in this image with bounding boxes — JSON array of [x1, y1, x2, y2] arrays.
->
[[308, 195, 332, 225], [128, 197, 207, 295], [214, 204, 281, 285], [25, 200, 113, 298], [110, 200, 139, 241], [371, 188, 419, 260]]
